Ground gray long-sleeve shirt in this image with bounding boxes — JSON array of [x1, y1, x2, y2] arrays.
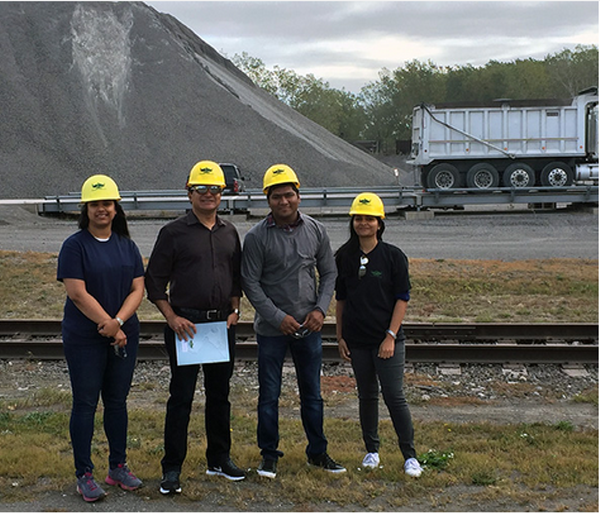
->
[[241, 213, 336, 336]]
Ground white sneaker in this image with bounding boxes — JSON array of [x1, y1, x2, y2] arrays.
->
[[361, 452, 380, 469], [404, 457, 423, 477]]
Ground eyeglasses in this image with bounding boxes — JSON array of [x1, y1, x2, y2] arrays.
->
[[291, 325, 311, 339], [358, 255, 369, 279], [190, 185, 224, 195]]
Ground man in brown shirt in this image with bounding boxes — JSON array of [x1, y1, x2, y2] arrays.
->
[[145, 161, 244, 495]]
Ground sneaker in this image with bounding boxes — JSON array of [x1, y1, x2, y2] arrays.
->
[[257, 457, 277, 479], [159, 470, 182, 495], [307, 453, 346, 473], [361, 452, 380, 469], [404, 457, 423, 478], [206, 458, 246, 481], [76, 472, 107, 502], [105, 463, 142, 491]]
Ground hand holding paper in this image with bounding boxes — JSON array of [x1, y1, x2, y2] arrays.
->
[[175, 321, 230, 365]]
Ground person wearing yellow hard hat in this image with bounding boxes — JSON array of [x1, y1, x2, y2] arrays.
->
[[145, 160, 245, 493], [334, 192, 423, 478], [242, 164, 345, 478], [57, 174, 145, 501]]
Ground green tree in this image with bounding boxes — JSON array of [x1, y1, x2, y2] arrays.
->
[[232, 52, 366, 141], [232, 47, 598, 155], [360, 60, 446, 148], [545, 45, 599, 97]]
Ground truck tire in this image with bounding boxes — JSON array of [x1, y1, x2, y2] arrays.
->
[[540, 161, 574, 187], [466, 163, 499, 189], [426, 163, 461, 189], [503, 163, 535, 188]]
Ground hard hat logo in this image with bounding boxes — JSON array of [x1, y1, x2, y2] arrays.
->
[[187, 160, 226, 188], [262, 164, 300, 194], [81, 174, 121, 203], [349, 192, 385, 218]]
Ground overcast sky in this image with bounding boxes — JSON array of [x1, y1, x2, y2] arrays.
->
[[147, 1, 598, 93]]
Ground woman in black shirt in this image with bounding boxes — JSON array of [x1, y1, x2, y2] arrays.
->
[[335, 192, 423, 478]]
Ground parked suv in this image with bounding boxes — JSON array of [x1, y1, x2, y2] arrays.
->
[[220, 163, 246, 194]]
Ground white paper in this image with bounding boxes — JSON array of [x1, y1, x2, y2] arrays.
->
[[175, 321, 230, 365]]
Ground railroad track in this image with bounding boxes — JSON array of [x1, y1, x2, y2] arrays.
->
[[0, 320, 597, 364]]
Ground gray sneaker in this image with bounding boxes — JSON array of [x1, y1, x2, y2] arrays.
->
[[105, 463, 142, 491], [76, 472, 107, 502]]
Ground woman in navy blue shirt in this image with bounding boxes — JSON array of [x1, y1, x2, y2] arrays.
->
[[335, 192, 423, 478], [57, 175, 144, 502]]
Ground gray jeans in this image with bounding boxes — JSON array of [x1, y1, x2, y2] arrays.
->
[[349, 341, 417, 460]]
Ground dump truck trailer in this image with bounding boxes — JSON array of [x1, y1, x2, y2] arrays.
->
[[408, 87, 598, 190]]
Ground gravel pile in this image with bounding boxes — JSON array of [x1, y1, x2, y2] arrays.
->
[[0, 2, 398, 199]]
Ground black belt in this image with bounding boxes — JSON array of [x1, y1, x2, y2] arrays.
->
[[174, 307, 228, 323]]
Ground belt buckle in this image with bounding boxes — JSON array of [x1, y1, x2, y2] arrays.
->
[[206, 309, 219, 321]]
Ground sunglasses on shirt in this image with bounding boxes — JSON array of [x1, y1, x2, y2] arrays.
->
[[358, 255, 369, 279]]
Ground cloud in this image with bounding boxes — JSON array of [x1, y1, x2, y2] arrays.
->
[[147, 1, 598, 92]]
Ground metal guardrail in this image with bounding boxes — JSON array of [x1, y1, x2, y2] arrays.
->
[[36, 185, 598, 214]]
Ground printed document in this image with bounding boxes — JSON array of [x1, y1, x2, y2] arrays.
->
[[175, 321, 229, 365]]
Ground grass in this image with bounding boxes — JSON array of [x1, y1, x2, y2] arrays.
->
[[0, 402, 596, 509], [0, 251, 597, 323]]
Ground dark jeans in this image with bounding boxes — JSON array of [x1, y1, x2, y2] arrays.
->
[[161, 323, 236, 473], [63, 335, 138, 477], [349, 341, 416, 460], [257, 332, 327, 460]]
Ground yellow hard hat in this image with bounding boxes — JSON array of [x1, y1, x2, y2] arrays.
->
[[349, 192, 386, 219], [263, 164, 300, 194], [81, 174, 121, 203], [187, 160, 226, 188]]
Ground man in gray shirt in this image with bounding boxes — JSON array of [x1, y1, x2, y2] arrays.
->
[[241, 164, 346, 479]]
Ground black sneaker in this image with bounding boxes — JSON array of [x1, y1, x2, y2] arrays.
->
[[257, 457, 277, 479], [307, 453, 347, 473], [206, 458, 246, 481], [159, 470, 181, 495]]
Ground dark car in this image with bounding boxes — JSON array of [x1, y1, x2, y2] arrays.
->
[[220, 163, 246, 194]]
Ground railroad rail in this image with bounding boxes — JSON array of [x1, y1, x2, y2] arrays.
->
[[0, 320, 597, 364]]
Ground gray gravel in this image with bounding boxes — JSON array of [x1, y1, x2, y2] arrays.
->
[[0, 205, 597, 260], [1, 359, 597, 430]]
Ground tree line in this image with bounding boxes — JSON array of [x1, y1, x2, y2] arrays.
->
[[232, 45, 598, 154]]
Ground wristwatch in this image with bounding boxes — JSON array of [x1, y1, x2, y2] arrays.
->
[[116, 317, 124, 327], [232, 308, 241, 317]]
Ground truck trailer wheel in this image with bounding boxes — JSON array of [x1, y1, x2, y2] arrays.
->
[[426, 163, 461, 189], [466, 163, 499, 189], [540, 161, 574, 187], [503, 163, 535, 188]]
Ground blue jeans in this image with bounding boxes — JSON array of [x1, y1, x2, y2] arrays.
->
[[349, 341, 416, 460], [257, 332, 327, 460], [63, 335, 138, 477]]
